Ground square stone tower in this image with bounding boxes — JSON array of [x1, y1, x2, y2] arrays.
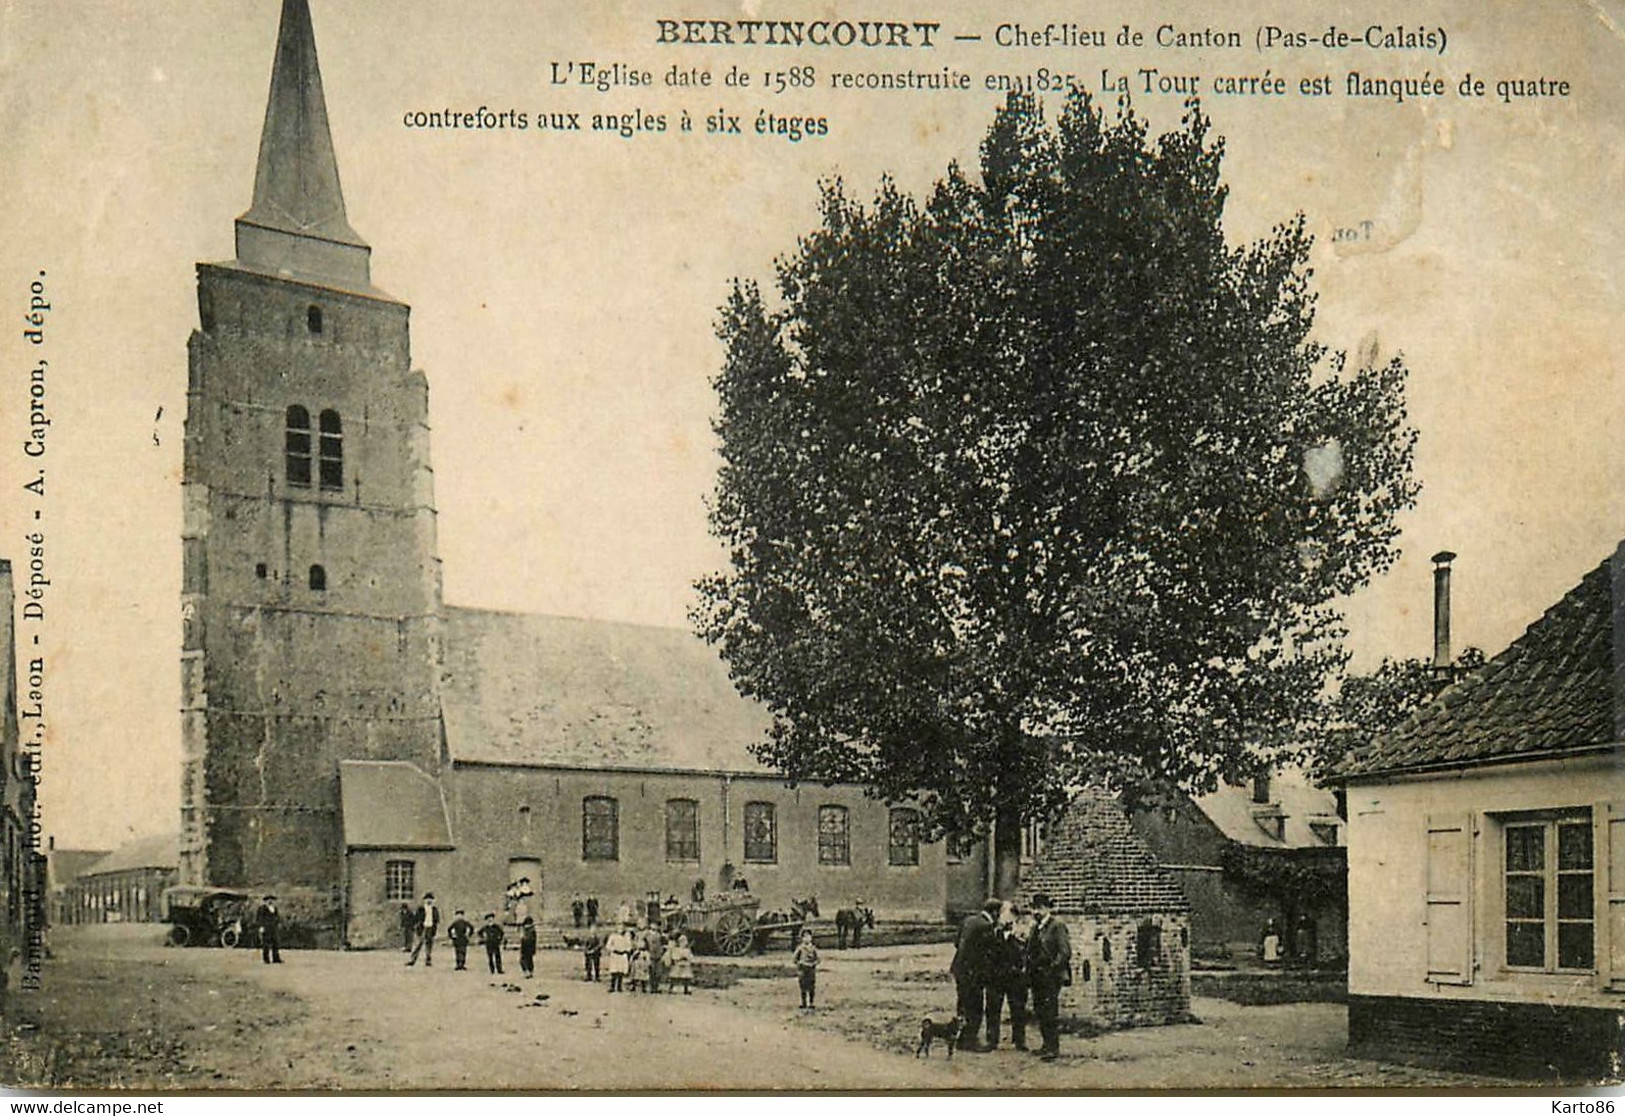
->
[[179, 0, 442, 905]]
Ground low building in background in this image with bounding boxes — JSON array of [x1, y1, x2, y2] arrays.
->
[[1128, 769, 1346, 966], [56, 834, 178, 925]]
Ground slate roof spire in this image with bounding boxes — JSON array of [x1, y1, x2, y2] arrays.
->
[[234, 0, 372, 289]]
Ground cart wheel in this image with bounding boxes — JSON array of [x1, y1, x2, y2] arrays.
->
[[668, 911, 688, 935], [168, 924, 191, 948], [220, 926, 240, 949], [714, 910, 754, 956]]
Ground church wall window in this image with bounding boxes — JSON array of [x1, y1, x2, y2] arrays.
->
[[665, 798, 700, 862], [385, 859, 415, 902], [817, 805, 850, 866], [284, 405, 312, 487], [888, 807, 920, 866], [583, 796, 619, 861], [318, 409, 343, 491], [308, 564, 327, 591], [307, 305, 323, 334], [743, 801, 777, 864]]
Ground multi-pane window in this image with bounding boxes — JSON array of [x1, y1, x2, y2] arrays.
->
[[285, 405, 312, 486], [583, 796, 619, 861], [666, 798, 700, 862], [318, 409, 343, 491], [1505, 814, 1593, 971], [817, 805, 850, 866], [888, 807, 920, 866], [385, 859, 415, 901], [743, 801, 777, 863]]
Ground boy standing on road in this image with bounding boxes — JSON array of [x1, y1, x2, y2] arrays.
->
[[793, 928, 820, 1010], [448, 909, 475, 971], [519, 916, 538, 979], [479, 912, 505, 974]]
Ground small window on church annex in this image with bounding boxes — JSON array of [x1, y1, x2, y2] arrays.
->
[[308, 564, 327, 591], [307, 304, 323, 334], [285, 405, 312, 487], [255, 562, 267, 580], [385, 859, 415, 901], [318, 410, 343, 491]]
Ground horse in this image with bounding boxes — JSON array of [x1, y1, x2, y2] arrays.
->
[[835, 902, 875, 949]]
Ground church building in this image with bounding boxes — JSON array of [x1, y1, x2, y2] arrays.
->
[[178, 0, 949, 947]]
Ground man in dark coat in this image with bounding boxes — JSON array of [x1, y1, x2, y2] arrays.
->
[[949, 899, 999, 1050], [255, 895, 283, 964], [398, 903, 414, 952], [984, 903, 1029, 1050], [1025, 892, 1072, 1061], [447, 909, 475, 971]]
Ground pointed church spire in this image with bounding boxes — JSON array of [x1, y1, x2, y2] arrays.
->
[[235, 0, 371, 289]]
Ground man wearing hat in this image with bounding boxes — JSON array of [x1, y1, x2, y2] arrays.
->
[[1025, 892, 1072, 1061], [255, 894, 283, 964], [406, 892, 440, 967]]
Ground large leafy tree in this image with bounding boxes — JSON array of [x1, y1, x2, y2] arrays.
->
[[696, 90, 1418, 894]]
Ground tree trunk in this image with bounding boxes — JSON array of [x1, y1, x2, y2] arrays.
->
[[993, 804, 1024, 899]]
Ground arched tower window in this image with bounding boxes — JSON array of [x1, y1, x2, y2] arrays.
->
[[318, 409, 343, 491], [307, 305, 323, 334], [308, 564, 327, 591], [284, 405, 311, 487]]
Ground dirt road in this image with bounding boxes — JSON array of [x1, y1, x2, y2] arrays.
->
[[0, 927, 1505, 1091]]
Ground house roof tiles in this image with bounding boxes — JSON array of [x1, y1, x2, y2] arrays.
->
[[1339, 543, 1623, 780]]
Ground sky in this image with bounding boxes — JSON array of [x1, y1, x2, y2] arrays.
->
[[1, 0, 1620, 850]]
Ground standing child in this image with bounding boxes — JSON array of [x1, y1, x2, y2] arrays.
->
[[628, 940, 651, 993], [479, 912, 505, 975], [519, 916, 537, 979], [793, 929, 820, 1010], [582, 926, 603, 982], [605, 924, 632, 992], [644, 922, 666, 994], [666, 933, 695, 995]]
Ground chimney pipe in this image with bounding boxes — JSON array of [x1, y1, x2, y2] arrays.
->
[[1432, 550, 1456, 671]]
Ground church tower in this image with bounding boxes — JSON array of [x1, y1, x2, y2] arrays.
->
[[179, 0, 442, 906]]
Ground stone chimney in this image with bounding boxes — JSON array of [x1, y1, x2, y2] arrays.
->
[[1432, 550, 1456, 672]]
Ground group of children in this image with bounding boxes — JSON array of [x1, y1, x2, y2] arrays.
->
[[594, 921, 697, 994]]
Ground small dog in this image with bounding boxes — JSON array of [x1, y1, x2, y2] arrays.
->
[[915, 1015, 965, 1059]]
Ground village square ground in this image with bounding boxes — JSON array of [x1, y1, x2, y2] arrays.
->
[[0, 926, 1524, 1092]]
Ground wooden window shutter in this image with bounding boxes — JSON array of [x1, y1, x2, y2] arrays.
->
[[1424, 812, 1474, 985], [1602, 803, 1625, 990]]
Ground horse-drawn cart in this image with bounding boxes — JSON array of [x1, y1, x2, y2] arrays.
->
[[660, 893, 817, 955], [661, 894, 760, 956]]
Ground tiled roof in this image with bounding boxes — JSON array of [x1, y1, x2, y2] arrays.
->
[[80, 833, 178, 877], [1195, 768, 1344, 849], [1340, 544, 1623, 779], [1022, 786, 1190, 916], [440, 607, 774, 774], [339, 761, 453, 849]]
